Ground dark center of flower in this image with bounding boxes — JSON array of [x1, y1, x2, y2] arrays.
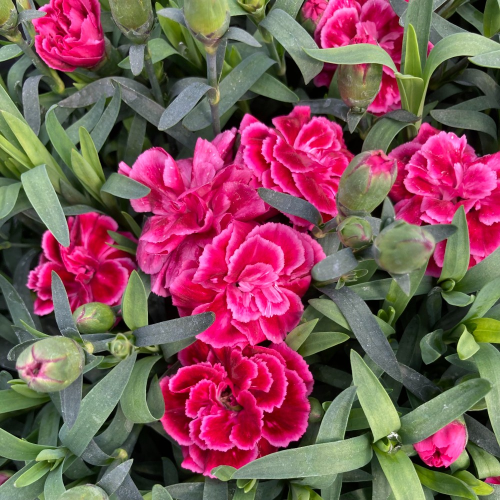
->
[[27, 361, 43, 378], [218, 387, 242, 411]]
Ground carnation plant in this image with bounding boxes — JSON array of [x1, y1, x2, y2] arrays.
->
[[1, 0, 500, 499]]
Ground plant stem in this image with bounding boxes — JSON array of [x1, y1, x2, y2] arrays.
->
[[144, 47, 164, 106], [206, 46, 221, 137], [258, 27, 286, 77], [8, 29, 65, 95]]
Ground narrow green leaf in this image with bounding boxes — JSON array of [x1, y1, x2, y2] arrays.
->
[[466, 318, 500, 343], [484, 0, 500, 37], [454, 470, 494, 496], [462, 277, 500, 322], [298, 332, 349, 357], [420, 329, 446, 365], [399, 378, 492, 444], [45, 106, 76, 168], [91, 85, 121, 153], [0, 182, 21, 219], [414, 464, 476, 499], [14, 461, 51, 488], [0, 427, 54, 460], [313, 248, 359, 283], [362, 118, 414, 153], [250, 73, 299, 103], [153, 484, 174, 500], [97, 459, 133, 496], [44, 462, 65, 500], [79, 127, 105, 184], [0, 273, 35, 328], [467, 442, 500, 479], [0, 389, 49, 413], [402, 0, 432, 72], [119, 38, 177, 70], [203, 477, 228, 500], [457, 328, 480, 360], [101, 173, 151, 199], [51, 271, 81, 341], [285, 319, 318, 351], [122, 271, 148, 331], [456, 247, 500, 293], [21, 164, 69, 246], [430, 109, 497, 139], [403, 24, 422, 78]]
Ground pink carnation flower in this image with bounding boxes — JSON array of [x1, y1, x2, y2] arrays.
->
[[33, 0, 106, 72], [160, 340, 313, 477], [240, 106, 353, 225], [389, 124, 500, 276], [486, 477, 500, 484], [119, 130, 267, 297], [413, 420, 467, 468], [170, 221, 325, 347], [28, 213, 136, 315], [302, 0, 328, 22]]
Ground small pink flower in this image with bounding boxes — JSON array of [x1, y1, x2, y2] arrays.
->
[[170, 221, 325, 347], [302, 0, 328, 22], [160, 340, 313, 477], [28, 213, 136, 315], [240, 106, 353, 225], [413, 420, 467, 468], [119, 130, 268, 297], [486, 477, 500, 485], [389, 124, 500, 276], [33, 0, 106, 72]]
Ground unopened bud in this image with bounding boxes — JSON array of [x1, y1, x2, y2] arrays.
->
[[337, 216, 373, 250], [0, 0, 18, 36], [108, 334, 133, 360], [337, 150, 397, 216], [108, 0, 154, 43], [237, 0, 266, 21], [0, 470, 13, 486], [16, 337, 85, 393], [184, 0, 230, 48], [59, 485, 109, 500], [73, 302, 116, 334], [337, 35, 382, 113], [308, 397, 324, 423], [374, 221, 435, 275]]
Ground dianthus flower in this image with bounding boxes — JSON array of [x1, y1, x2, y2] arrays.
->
[[389, 124, 500, 275], [302, 0, 328, 22], [28, 213, 136, 315], [170, 221, 325, 347], [119, 130, 267, 296], [240, 106, 353, 225], [160, 340, 313, 477]]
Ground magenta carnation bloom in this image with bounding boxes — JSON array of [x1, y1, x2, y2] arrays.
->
[[302, 0, 328, 22], [486, 477, 500, 484], [413, 420, 467, 468], [33, 0, 106, 72], [389, 123, 500, 275], [119, 130, 267, 297], [240, 106, 353, 225], [160, 340, 313, 477], [170, 221, 325, 347], [28, 213, 136, 315]]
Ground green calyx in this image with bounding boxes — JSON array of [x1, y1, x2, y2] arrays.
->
[[109, 0, 154, 43], [337, 62, 383, 112], [73, 302, 116, 334], [184, 0, 230, 46], [337, 216, 373, 250]]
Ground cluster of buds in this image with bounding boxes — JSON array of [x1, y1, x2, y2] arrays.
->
[[184, 0, 230, 49], [108, 0, 154, 43]]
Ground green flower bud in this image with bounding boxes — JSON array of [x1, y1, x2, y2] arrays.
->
[[337, 150, 397, 217], [16, 337, 85, 393], [59, 485, 109, 500], [0, 0, 17, 36], [337, 216, 373, 250], [0, 470, 13, 486], [184, 0, 230, 47], [374, 221, 435, 275], [108, 333, 133, 360], [73, 302, 116, 334], [108, 0, 154, 43], [308, 397, 324, 423], [237, 0, 267, 21]]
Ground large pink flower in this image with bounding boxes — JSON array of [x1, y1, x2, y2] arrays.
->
[[170, 221, 325, 347], [302, 0, 328, 22], [119, 130, 267, 297], [389, 124, 500, 275], [33, 0, 105, 72], [240, 106, 353, 225], [28, 213, 136, 315], [160, 340, 313, 477]]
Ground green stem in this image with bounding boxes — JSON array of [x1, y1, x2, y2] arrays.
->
[[8, 30, 65, 95], [206, 46, 221, 137], [144, 47, 164, 106], [258, 27, 286, 77]]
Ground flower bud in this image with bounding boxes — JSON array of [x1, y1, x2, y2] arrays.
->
[[337, 35, 382, 113], [237, 0, 267, 22], [373, 221, 435, 275], [73, 302, 116, 334], [413, 419, 467, 468], [486, 477, 500, 484], [59, 485, 109, 500], [308, 397, 324, 423], [184, 0, 230, 48], [337, 216, 373, 250], [0, 470, 13, 486], [0, 0, 18, 37], [337, 150, 397, 216], [16, 337, 85, 393], [108, 333, 133, 360], [108, 0, 154, 43]]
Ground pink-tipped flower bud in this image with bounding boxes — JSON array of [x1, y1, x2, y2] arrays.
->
[[73, 302, 116, 335], [413, 420, 467, 468], [184, 0, 230, 48], [16, 337, 85, 393], [337, 150, 397, 216], [59, 485, 109, 499], [337, 34, 383, 113], [0, 470, 13, 486], [337, 216, 373, 250], [373, 220, 435, 275]]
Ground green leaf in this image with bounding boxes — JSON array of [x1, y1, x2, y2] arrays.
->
[[0, 462, 46, 500], [153, 484, 174, 500], [183, 53, 275, 131], [261, 9, 322, 84], [121, 356, 164, 424], [250, 73, 299, 103], [0, 44, 22, 62], [466, 318, 500, 343], [484, 0, 500, 37], [399, 378, 492, 444], [362, 118, 414, 153], [462, 277, 500, 322], [403, 24, 422, 78], [457, 327, 480, 360], [134, 313, 215, 347], [59, 352, 137, 456], [101, 172, 151, 199], [70, 149, 102, 200], [285, 319, 318, 351], [0, 389, 49, 413], [0, 427, 54, 460], [44, 463, 65, 500], [91, 85, 121, 153], [0, 182, 21, 219], [97, 459, 133, 496], [0, 273, 35, 329], [397, 73, 425, 116], [119, 38, 177, 69], [313, 248, 359, 283], [414, 465, 476, 499], [79, 128, 105, 184], [374, 448, 426, 500], [454, 470, 494, 496], [14, 461, 51, 488], [231, 434, 373, 479], [351, 350, 401, 442], [21, 164, 69, 247], [420, 329, 446, 365], [51, 271, 81, 341], [45, 106, 76, 168], [203, 477, 229, 500], [271, 0, 304, 17], [122, 271, 148, 331], [298, 332, 349, 357], [402, 0, 432, 72], [467, 442, 500, 479], [430, 109, 497, 139], [305, 44, 397, 72]]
